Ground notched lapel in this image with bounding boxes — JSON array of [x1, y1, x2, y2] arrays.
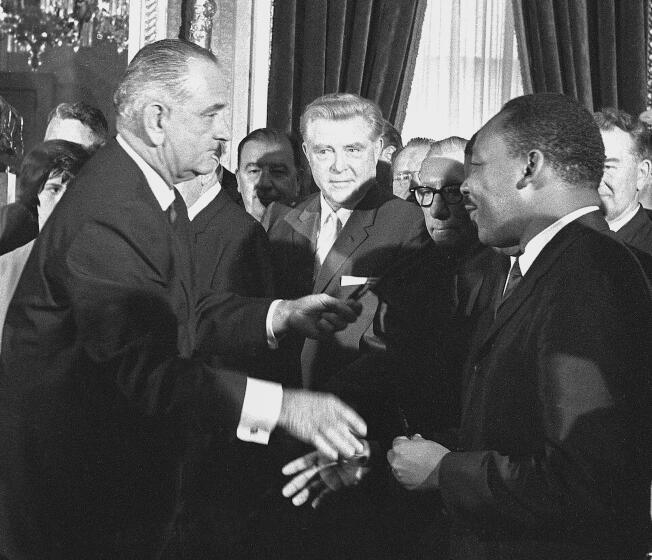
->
[[313, 206, 376, 294]]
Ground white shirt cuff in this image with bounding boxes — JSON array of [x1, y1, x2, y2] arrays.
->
[[236, 377, 283, 444], [265, 299, 283, 349]]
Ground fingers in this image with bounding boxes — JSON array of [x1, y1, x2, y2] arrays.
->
[[291, 479, 322, 506], [282, 463, 321, 499], [281, 451, 319, 476], [337, 403, 368, 440], [312, 486, 333, 509], [312, 432, 339, 461], [317, 294, 360, 322]]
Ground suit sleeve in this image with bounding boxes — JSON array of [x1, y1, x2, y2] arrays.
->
[[62, 219, 268, 435], [438, 267, 651, 535], [0, 202, 38, 255]]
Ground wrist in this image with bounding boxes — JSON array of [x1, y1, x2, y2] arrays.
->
[[270, 299, 291, 338]]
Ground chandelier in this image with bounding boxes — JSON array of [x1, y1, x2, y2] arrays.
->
[[0, 0, 129, 70]]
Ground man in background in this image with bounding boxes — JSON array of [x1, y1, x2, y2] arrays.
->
[[236, 128, 302, 228], [392, 136, 433, 199], [594, 108, 652, 254], [44, 101, 109, 150], [268, 92, 430, 391]]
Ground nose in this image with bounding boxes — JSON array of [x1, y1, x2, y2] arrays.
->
[[330, 149, 346, 173], [256, 167, 274, 190], [429, 193, 450, 220], [460, 178, 470, 196], [212, 112, 230, 142]]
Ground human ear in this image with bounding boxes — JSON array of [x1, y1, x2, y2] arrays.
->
[[142, 102, 167, 146]]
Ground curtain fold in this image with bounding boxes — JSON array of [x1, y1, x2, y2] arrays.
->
[[267, 0, 427, 135], [513, 0, 647, 114]]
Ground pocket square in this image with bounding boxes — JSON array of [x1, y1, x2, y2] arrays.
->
[[341, 275, 378, 286]]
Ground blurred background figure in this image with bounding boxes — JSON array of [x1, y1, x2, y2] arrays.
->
[[379, 119, 403, 163], [44, 102, 109, 150], [236, 128, 302, 228], [392, 137, 433, 199], [0, 139, 91, 347]]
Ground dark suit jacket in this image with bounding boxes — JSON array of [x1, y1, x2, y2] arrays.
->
[[267, 187, 430, 389], [438, 212, 651, 560], [613, 204, 652, 255], [0, 139, 273, 559], [192, 188, 273, 298], [0, 201, 37, 255]]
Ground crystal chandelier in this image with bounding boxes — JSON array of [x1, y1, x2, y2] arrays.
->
[[0, 0, 129, 70]]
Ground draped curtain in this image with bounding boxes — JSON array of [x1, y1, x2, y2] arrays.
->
[[513, 0, 648, 115], [401, 0, 523, 142], [266, 0, 427, 135]]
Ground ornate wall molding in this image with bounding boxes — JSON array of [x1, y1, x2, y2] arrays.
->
[[128, 0, 169, 61]]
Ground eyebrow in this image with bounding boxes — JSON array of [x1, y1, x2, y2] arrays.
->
[[200, 103, 226, 115], [604, 157, 621, 164], [345, 142, 365, 149]]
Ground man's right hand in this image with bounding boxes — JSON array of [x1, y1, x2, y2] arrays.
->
[[271, 293, 361, 340], [277, 389, 367, 460]]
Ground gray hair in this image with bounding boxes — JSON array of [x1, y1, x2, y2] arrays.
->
[[47, 102, 109, 147], [300, 93, 384, 141], [113, 39, 217, 123]]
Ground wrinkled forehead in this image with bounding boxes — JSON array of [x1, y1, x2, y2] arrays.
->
[[419, 157, 465, 184]]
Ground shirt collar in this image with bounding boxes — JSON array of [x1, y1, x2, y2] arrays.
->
[[319, 194, 354, 229], [518, 206, 599, 276], [116, 134, 175, 211], [606, 203, 640, 232], [187, 182, 222, 221]]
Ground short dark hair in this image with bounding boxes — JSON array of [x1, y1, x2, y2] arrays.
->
[[593, 107, 652, 161], [237, 128, 302, 171], [381, 120, 403, 151], [464, 132, 477, 158], [17, 140, 91, 202], [114, 39, 217, 122], [47, 102, 109, 147], [498, 93, 605, 187]]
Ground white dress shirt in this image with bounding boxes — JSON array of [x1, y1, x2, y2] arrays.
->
[[605, 203, 640, 232], [116, 135, 282, 444], [516, 206, 600, 277]]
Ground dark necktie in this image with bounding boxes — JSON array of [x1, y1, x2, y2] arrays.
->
[[167, 187, 189, 228], [499, 256, 522, 308]]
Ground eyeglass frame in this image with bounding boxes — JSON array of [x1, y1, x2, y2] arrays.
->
[[409, 178, 464, 207]]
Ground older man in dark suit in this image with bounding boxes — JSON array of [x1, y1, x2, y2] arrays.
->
[[388, 93, 651, 560], [268, 93, 430, 391], [0, 39, 367, 560], [594, 107, 652, 255]]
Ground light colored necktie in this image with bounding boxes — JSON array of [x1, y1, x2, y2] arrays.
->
[[315, 211, 342, 266]]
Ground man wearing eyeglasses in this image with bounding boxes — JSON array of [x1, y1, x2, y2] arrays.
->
[[391, 137, 433, 199]]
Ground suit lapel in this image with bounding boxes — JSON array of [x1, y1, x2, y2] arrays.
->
[[190, 190, 226, 238], [313, 205, 376, 293], [473, 211, 609, 356]]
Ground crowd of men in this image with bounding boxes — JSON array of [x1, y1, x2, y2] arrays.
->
[[0, 38, 649, 560]]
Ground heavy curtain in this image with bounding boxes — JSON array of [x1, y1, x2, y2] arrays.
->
[[266, 0, 427, 135], [513, 0, 648, 115]]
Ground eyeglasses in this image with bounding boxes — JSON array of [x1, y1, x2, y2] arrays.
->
[[409, 182, 463, 207]]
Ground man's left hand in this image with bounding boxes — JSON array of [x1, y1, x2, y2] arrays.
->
[[387, 434, 450, 490], [281, 443, 371, 508]]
